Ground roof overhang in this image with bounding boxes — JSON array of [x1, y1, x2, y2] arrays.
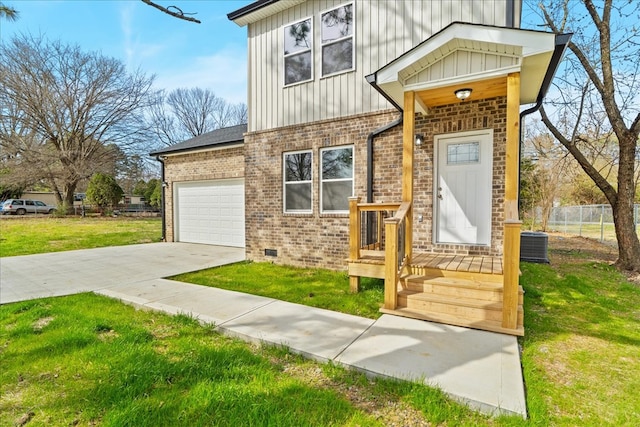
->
[[367, 22, 570, 113], [149, 142, 244, 158], [228, 0, 306, 27]]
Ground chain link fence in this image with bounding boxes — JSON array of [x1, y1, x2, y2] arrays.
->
[[540, 204, 640, 244]]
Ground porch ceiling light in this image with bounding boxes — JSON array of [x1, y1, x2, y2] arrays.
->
[[455, 88, 472, 101], [415, 134, 424, 147]]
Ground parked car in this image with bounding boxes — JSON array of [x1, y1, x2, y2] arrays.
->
[[0, 199, 57, 215]]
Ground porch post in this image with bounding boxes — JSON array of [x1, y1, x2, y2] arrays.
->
[[503, 72, 522, 330], [348, 196, 361, 293], [504, 72, 521, 221], [402, 91, 415, 260], [384, 217, 399, 309]]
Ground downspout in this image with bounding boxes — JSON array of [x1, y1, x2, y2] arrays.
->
[[366, 118, 403, 202], [155, 155, 167, 242], [518, 33, 572, 210], [365, 73, 403, 203]]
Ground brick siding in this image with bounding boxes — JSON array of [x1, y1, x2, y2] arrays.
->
[[243, 97, 507, 270], [162, 97, 507, 270]]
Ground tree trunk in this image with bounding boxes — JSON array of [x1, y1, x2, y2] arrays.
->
[[59, 181, 78, 215], [612, 132, 640, 271], [613, 201, 640, 271]]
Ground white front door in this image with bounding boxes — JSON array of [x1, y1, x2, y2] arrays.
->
[[434, 130, 493, 245]]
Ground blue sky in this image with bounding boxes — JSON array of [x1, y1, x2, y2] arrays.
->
[[0, 1, 250, 104]]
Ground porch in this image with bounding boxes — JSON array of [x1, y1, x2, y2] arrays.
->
[[347, 199, 524, 336], [346, 24, 568, 337]]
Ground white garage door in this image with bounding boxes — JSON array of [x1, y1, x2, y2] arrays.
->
[[174, 179, 245, 247]]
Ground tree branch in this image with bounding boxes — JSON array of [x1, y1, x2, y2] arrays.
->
[[539, 105, 618, 206], [140, 0, 201, 24]]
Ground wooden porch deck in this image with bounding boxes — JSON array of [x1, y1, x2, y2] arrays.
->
[[349, 252, 503, 276], [411, 253, 503, 275]]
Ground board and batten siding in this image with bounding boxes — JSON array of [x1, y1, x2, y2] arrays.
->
[[246, 0, 518, 132]]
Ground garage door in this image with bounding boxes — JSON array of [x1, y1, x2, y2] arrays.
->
[[174, 179, 245, 247]]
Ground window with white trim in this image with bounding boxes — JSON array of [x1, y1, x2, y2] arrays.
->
[[321, 3, 354, 76], [284, 150, 313, 212], [320, 145, 353, 213], [284, 18, 313, 86]]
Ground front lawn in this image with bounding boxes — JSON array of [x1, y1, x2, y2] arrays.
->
[[0, 293, 488, 426], [174, 235, 640, 426], [171, 262, 385, 319], [1, 219, 638, 425], [0, 217, 162, 257]]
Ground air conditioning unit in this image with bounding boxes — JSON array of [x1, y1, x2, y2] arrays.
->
[[520, 231, 550, 263]]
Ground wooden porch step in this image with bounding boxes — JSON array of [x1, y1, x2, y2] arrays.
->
[[402, 274, 524, 304], [397, 290, 524, 324], [380, 307, 525, 336]]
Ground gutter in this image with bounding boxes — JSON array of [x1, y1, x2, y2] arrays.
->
[[365, 73, 404, 112], [227, 0, 278, 21], [518, 33, 572, 206], [155, 155, 167, 242]]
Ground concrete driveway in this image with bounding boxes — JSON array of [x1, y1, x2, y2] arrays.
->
[[0, 243, 245, 304]]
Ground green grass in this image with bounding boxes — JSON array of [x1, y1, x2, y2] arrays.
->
[[172, 262, 385, 319], [518, 256, 640, 426], [0, 217, 162, 257], [0, 293, 490, 426], [173, 252, 640, 426], [1, 219, 639, 425]]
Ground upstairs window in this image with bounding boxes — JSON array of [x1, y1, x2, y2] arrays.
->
[[320, 145, 353, 213], [284, 150, 313, 212], [284, 18, 313, 86], [321, 3, 354, 76]]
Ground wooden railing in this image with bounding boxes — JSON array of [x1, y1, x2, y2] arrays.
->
[[348, 197, 401, 260], [383, 201, 412, 310]]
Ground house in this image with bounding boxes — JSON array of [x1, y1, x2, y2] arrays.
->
[[151, 1, 569, 336]]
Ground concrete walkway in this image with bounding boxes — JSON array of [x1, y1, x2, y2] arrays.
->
[[0, 243, 526, 417]]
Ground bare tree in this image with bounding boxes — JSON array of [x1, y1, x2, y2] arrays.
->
[[232, 103, 248, 125], [149, 88, 247, 147], [521, 128, 573, 230], [0, 35, 155, 209], [528, 0, 640, 272]]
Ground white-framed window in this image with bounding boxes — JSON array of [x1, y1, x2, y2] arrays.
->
[[321, 3, 354, 77], [447, 142, 480, 165], [283, 150, 313, 213], [284, 17, 313, 86], [320, 145, 353, 213]]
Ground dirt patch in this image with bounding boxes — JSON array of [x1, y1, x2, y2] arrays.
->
[[547, 232, 639, 285], [547, 232, 617, 264], [33, 316, 54, 332]]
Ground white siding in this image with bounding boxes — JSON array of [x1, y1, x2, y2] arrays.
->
[[246, 0, 513, 132]]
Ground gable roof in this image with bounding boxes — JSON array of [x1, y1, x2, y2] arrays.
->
[[367, 22, 570, 113], [228, 0, 306, 27], [149, 124, 246, 157]]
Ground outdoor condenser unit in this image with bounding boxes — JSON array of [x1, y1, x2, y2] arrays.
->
[[520, 231, 550, 263]]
